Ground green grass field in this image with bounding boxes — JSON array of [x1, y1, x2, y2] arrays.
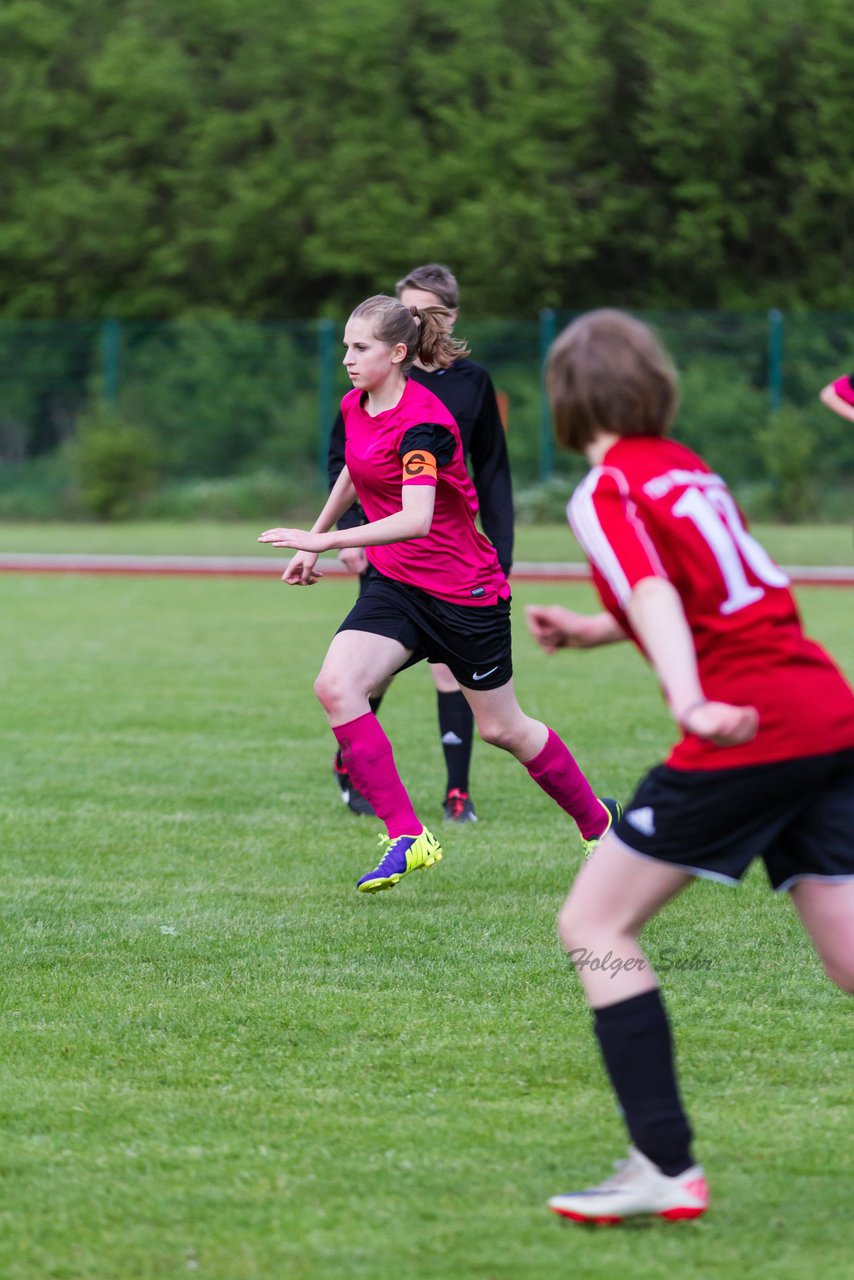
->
[[0, 520, 851, 566], [1, 567, 852, 1280]]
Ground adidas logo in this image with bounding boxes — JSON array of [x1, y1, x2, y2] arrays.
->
[[625, 806, 656, 836], [441, 731, 464, 746]]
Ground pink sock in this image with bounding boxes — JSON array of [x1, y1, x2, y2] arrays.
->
[[524, 727, 605, 839], [333, 713, 422, 838]]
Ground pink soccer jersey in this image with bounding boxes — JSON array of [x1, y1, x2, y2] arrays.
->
[[568, 436, 854, 770], [341, 378, 508, 606]]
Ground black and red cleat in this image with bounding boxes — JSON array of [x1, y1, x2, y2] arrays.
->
[[443, 788, 478, 823], [333, 756, 375, 816]]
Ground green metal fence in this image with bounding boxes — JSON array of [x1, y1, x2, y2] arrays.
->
[[0, 312, 852, 500]]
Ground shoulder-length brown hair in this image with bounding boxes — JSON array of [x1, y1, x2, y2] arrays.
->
[[546, 309, 679, 453]]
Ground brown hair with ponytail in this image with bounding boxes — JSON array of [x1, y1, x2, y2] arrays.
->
[[349, 295, 470, 372]]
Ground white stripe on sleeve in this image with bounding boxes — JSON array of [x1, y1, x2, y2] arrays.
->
[[568, 467, 667, 607]]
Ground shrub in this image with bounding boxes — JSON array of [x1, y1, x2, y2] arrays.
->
[[756, 407, 819, 523], [75, 406, 159, 520], [140, 467, 320, 522], [0, 448, 78, 520]]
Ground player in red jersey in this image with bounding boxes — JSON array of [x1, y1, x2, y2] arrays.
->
[[819, 371, 854, 424], [259, 295, 617, 893], [525, 309, 854, 1224]]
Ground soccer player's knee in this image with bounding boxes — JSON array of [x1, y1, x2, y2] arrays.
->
[[314, 668, 343, 714], [476, 719, 515, 751]]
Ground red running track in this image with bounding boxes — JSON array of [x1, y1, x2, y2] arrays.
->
[[0, 553, 852, 587]]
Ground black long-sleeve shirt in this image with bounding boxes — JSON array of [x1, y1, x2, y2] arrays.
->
[[327, 358, 514, 574]]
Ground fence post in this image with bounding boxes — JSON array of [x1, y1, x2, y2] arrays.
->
[[539, 308, 557, 481], [317, 318, 335, 486], [101, 318, 120, 407], [767, 308, 784, 413]]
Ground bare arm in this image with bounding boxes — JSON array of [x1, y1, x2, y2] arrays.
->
[[260, 484, 435, 552], [322, 483, 435, 549], [819, 382, 854, 424], [327, 409, 368, 572], [256, 465, 358, 585], [626, 576, 758, 745], [525, 603, 628, 652], [314, 465, 359, 534], [258, 482, 437, 583]]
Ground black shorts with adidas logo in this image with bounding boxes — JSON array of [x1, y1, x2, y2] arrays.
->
[[613, 748, 854, 892]]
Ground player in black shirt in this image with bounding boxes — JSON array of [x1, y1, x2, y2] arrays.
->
[[327, 263, 514, 823]]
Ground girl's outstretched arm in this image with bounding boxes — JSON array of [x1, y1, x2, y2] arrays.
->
[[258, 466, 359, 584], [259, 478, 437, 583], [525, 604, 627, 653], [261, 484, 436, 554]]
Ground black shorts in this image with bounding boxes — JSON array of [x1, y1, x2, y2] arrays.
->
[[339, 568, 513, 691], [612, 747, 854, 892]]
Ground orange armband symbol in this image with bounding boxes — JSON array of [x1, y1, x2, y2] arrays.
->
[[402, 450, 437, 482]]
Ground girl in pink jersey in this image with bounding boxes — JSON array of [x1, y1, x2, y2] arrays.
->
[[328, 263, 514, 824], [259, 295, 616, 892], [526, 309, 854, 1224]]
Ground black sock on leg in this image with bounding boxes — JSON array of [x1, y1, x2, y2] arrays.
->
[[437, 690, 474, 794], [593, 987, 694, 1176]]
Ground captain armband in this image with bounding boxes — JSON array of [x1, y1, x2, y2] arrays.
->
[[401, 450, 438, 484]]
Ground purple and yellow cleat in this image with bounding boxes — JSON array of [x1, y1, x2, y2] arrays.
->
[[356, 828, 443, 893]]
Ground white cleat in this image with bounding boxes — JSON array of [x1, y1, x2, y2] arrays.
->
[[548, 1146, 709, 1225]]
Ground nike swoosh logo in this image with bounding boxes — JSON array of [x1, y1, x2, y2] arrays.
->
[[472, 666, 499, 681]]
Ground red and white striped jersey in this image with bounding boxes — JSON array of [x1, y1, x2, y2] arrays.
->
[[568, 435, 854, 769]]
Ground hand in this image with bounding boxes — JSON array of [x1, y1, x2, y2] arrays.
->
[[338, 546, 368, 575], [525, 604, 616, 652], [679, 699, 759, 746], [258, 527, 331, 553], [281, 550, 323, 586], [526, 604, 570, 653]]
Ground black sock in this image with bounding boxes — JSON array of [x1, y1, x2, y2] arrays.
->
[[437, 690, 474, 793], [593, 988, 694, 1176]]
